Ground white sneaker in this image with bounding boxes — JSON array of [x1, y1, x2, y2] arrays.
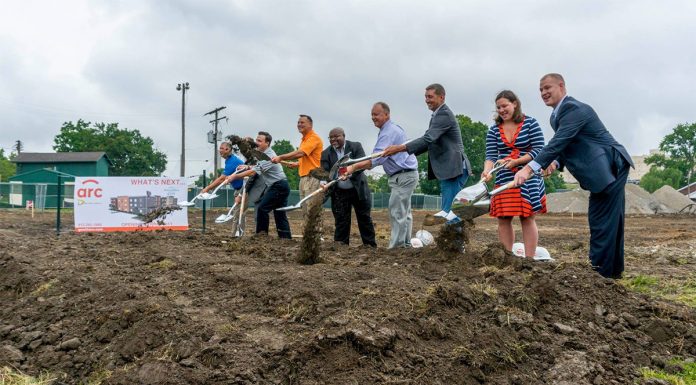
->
[[433, 210, 448, 218], [444, 211, 458, 221]]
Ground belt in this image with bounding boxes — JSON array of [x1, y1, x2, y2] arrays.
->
[[388, 169, 417, 177]]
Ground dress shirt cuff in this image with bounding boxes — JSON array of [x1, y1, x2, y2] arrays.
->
[[528, 160, 542, 173]]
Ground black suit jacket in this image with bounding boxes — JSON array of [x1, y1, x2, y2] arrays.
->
[[404, 103, 472, 180], [534, 96, 633, 193], [320, 140, 371, 201]]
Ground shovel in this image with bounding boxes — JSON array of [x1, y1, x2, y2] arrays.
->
[[179, 188, 222, 207], [277, 153, 351, 212], [215, 201, 239, 224], [180, 168, 248, 207], [178, 193, 204, 207], [452, 163, 507, 205], [234, 177, 249, 237], [452, 181, 517, 220], [338, 139, 414, 167]]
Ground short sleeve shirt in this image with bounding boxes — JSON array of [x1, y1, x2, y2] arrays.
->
[[223, 155, 244, 190], [298, 129, 323, 177]]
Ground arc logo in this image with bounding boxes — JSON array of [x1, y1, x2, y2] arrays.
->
[[77, 179, 103, 198]]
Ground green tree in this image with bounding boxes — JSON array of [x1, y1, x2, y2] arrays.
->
[[640, 167, 683, 193], [644, 122, 696, 188], [53, 119, 167, 176], [272, 139, 299, 190], [194, 171, 220, 188], [367, 173, 390, 193], [416, 114, 489, 194], [0, 149, 17, 181], [543, 171, 566, 193]]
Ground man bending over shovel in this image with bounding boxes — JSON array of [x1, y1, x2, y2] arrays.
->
[[227, 132, 292, 239], [201, 141, 245, 202]]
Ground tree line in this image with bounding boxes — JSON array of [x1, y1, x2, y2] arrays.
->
[[3, 119, 694, 195]]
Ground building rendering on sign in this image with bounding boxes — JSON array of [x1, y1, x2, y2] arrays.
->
[[110, 191, 178, 215]]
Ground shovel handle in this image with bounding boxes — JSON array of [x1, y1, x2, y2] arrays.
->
[[339, 153, 382, 167], [489, 181, 516, 196], [339, 139, 414, 167], [300, 180, 337, 205]]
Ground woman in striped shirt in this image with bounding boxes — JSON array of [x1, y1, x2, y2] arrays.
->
[[482, 90, 547, 259]]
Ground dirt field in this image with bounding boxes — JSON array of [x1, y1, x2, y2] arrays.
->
[[1, 208, 695, 384]]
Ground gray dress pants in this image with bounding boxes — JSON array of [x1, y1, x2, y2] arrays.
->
[[387, 170, 418, 248]]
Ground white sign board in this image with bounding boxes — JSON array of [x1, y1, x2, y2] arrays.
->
[[74, 177, 188, 232]]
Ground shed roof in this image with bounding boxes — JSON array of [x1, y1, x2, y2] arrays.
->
[[12, 152, 111, 164], [678, 181, 696, 195]]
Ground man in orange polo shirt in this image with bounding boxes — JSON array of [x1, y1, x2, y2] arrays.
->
[[271, 114, 324, 220]]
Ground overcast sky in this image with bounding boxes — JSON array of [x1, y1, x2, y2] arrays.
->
[[1, 0, 694, 178]]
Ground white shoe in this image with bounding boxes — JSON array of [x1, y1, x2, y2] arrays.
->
[[444, 211, 458, 221], [433, 210, 448, 218]]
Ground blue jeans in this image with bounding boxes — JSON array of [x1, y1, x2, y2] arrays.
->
[[256, 180, 292, 239], [440, 171, 469, 213]]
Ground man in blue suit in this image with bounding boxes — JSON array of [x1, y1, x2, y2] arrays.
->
[[514, 73, 633, 278]]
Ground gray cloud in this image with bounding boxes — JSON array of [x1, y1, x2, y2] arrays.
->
[[1, 0, 693, 176]]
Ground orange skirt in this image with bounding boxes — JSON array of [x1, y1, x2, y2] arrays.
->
[[490, 187, 547, 218]]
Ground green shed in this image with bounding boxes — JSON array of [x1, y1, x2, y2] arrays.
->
[[11, 152, 111, 179], [6, 152, 111, 208]]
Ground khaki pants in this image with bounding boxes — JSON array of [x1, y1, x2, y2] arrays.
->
[[299, 175, 323, 234]]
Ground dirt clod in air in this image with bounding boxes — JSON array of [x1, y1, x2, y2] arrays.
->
[[137, 205, 182, 225], [436, 219, 473, 254], [226, 135, 257, 160], [309, 168, 330, 181], [298, 200, 324, 265]]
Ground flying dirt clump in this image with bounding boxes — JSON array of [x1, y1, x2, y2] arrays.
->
[[226, 134, 257, 160], [298, 200, 324, 265], [436, 219, 473, 254], [137, 205, 182, 225], [309, 168, 329, 181]]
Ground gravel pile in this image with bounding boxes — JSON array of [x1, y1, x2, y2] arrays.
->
[[651, 185, 694, 212], [547, 184, 679, 214]]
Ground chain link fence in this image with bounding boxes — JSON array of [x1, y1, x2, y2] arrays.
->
[[0, 182, 75, 209], [1, 182, 442, 210]]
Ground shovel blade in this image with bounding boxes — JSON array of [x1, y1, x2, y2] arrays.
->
[[453, 182, 488, 204], [178, 201, 196, 207], [451, 204, 490, 221], [215, 214, 232, 223], [198, 192, 218, 200]]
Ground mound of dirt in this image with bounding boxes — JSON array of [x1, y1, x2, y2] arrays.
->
[[547, 184, 676, 214], [546, 189, 590, 213], [625, 184, 673, 214], [652, 185, 694, 212], [1, 211, 695, 385]]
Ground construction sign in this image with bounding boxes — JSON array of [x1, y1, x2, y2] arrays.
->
[[73, 177, 188, 232]]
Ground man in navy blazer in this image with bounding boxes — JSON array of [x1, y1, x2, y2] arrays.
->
[[320, 127, 377, 247], [383, 83, 472, 224], [514, 73, 633, 278]]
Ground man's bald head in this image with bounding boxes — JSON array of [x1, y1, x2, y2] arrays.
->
[[329, 127, 346, 149]]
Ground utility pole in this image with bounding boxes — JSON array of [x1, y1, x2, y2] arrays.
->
[[176, 82, 190, 177], [204, 106, 227, 176], [14, 140, 23, 154]]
